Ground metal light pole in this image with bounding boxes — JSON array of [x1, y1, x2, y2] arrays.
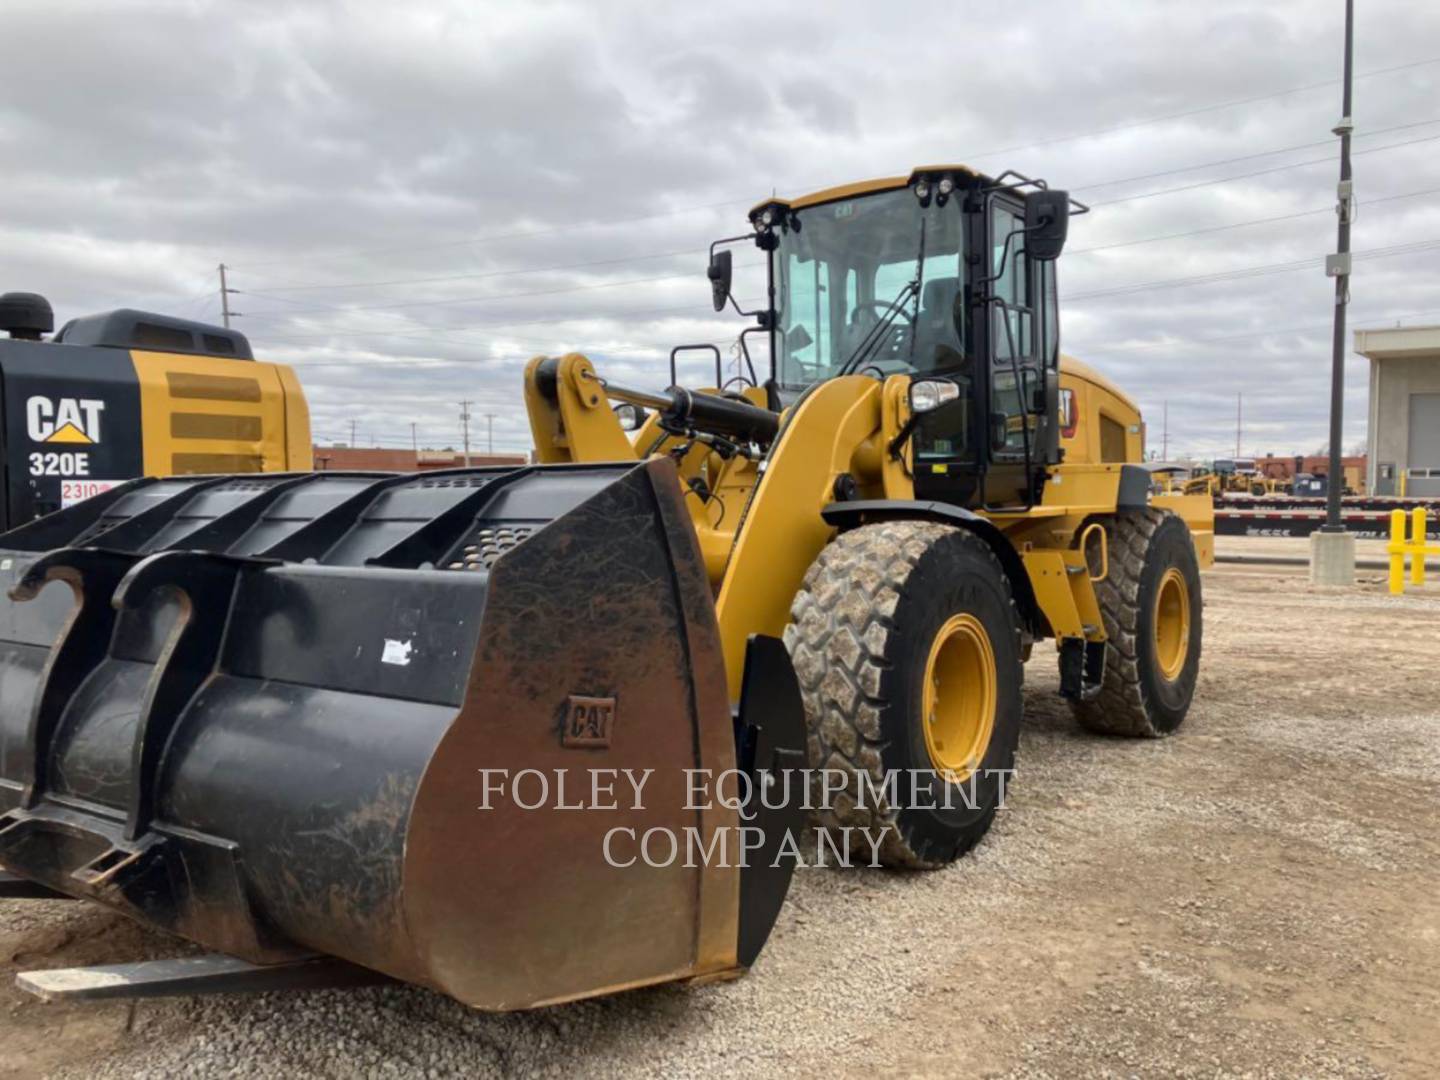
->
[[1311, 0, 1357, 584], [1323, 0, 1355, 531]]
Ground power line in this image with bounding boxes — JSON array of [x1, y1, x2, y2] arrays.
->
[[230, 118, 1434, 305], [240, 289, 751, 349], [261, 306, 742, 355], [254, 295, 760, 344], [232, 200, 745, 271], [252, 227, 1440, 377], [263, 228, 1440, 361], [939, 54, 1440, 164], [246, 247, 713, 293], [308, 304, 1440, 451], [115, 272, 221, 317], [279, 339, 727, 367], [1068, 237, 1440, 302], [287, 339, 729, 372], [253, 178, 1438, 349], [236, 271, 700, 318], [1070, 116, 1440, 194], [1068, 307, 1440, 355], [1089, 131, 1440, 207], [235, 120, 1439, 300], [1067, 185, 1440, 255], [226, 54, 1440, 272], [229, 147, 1440, 364], [231, 130, 1440, 326]]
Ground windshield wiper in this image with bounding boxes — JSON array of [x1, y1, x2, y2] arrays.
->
[[909, 217, 927, 360], [837, 278, 917, 377], [839, 217, 928, 377]]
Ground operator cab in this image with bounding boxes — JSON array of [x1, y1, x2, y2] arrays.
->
[[767, 184, 967, 392], [708, 166, 1081, 511]]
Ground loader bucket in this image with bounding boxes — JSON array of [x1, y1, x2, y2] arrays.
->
[[0, 460, 806, 1010]]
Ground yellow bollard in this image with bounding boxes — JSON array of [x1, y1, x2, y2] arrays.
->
[[1388, 509, 1407, 595], [1415, 507, 1429, 587]]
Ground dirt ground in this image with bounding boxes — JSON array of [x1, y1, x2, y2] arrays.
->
[[2, 545, 1439, 1078]]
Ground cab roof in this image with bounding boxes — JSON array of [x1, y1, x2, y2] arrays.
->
[[750, 164, 983, 216]]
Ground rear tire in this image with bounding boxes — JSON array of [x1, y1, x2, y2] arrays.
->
[[783, 522, 1023, 868], [1071, 509, 1202, 737]]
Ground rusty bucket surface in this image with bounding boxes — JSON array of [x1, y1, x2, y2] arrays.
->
[[0, 459, 804, 1009]]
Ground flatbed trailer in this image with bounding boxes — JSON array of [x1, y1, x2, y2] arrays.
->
[[1216, 505, 1407, 539], [1215, 493, 1440, 515]]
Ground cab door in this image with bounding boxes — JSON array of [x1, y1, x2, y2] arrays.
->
[[981, 197, 1057, 507]]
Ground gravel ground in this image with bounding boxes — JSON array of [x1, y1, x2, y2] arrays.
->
[[3, 553, 1439, 1078]]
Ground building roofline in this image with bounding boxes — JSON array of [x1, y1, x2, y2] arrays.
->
[[1354, 324, 1440, 359]]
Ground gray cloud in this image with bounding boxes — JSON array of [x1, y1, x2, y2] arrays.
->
[[3, 0, 1437, 457]]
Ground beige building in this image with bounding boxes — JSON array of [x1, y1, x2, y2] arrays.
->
[[1356, 325, 1440, 496]]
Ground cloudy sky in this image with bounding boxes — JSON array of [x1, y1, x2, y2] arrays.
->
[[5, 0, 1438, 460]]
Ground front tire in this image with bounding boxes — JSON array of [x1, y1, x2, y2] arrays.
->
[[783, 522, 1023, 868], [1072, 509, 1202, 737]]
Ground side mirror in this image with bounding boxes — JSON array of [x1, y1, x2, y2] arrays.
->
[[613, 403, 646, 431], [708, 249, 733, 312], [1023, 189, 1070, 261]]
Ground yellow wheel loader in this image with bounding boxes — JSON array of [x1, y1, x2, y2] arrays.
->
[[0, 165, 1211, 1011]]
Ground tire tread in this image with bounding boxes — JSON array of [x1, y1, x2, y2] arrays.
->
[[1073, 508, 1180, 738], [783, 521, 1019, 868]]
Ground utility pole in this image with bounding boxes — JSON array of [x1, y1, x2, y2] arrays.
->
[[459, 401, 473, 466], [484, 413, 495, 456], [218, 263, 240, 328], [1161, 401, 1169, 461], [1324, 0, 1355, 532], [1313, 0, 1357, 584], [1235, 393, 1243, 458], [411, 422, 418, 459], [349, 419, 357, 447]]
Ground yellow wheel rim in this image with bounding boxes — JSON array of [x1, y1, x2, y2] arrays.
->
[[921, 613, 997, 783], [1153, 567, 1191, 681]]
